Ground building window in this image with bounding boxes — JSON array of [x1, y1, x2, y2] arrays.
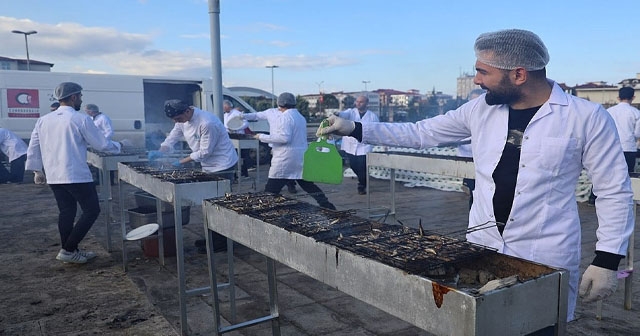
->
[[0, 62, 10, 70]]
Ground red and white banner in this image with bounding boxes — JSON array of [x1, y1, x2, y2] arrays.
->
[[7, 88, 41, 118]]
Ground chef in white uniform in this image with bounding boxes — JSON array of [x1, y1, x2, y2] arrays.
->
[[243, 92, 335, 210], [84, 104, 114, 140], [318, 29, 634, 322], [154, 99, 238, 180], [26, 82, 122, 264]]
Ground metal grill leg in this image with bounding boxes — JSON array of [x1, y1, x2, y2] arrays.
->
[[266, 257, 281, 335]]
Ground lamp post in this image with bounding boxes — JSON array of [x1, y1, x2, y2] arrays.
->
[[11, 30, 37, 71], [362, 80, 370, 92], [266, 65, 279, 107], [315, 81, 324, 115]]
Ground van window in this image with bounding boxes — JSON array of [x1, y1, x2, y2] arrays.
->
[[223, 95, 249, 112]]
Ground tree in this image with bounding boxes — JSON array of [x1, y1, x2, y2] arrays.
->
[[322, 94, 339, 109], [296, 95, 310, 119], [342, 95, 356, 109]]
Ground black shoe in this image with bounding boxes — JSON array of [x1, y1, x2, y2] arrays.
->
[[287, 185, 298, 194], [358, 189, 366, 195]]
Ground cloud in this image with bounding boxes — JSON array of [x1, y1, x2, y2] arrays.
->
[[0, 16, 376, 78], [1, 16, 152, 60], [222, 54, 358, 70]]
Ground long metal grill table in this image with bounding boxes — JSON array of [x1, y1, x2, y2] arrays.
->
[[366, 151, 474, 218], [86, 148, 146, 251], [117, 162, 231, 336], [203, 192, 569, 336]]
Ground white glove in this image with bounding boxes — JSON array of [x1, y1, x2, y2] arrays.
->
[[579, 265, 618, 302], [316, 115, 355, 137], [34, 171, 46, 185]]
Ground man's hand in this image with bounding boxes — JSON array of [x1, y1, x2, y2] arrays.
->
[[147, 150, 164, 161], [171, 160, 182, 168], [34, 171, 46, 185], [253, 134, 261, 140], [316, 115, 355, 137], [579, 265, 618, 302]]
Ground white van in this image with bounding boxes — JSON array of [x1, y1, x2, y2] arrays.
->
[[0, 70, 270, 159]]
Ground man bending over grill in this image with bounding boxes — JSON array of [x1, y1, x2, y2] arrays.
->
[[318, 29, 633, 325], [150, 99, 238, 181], [243, 92, 336, 210]]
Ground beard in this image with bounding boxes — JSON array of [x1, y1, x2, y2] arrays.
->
[[483, 74, 522, 106]]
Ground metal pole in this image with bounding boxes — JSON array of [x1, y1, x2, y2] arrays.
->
[[316, 81, 323, 115], [362, 80, 370, 92], [208, 0, 224, 121], [11, 30, 37, 71], [266, 65, 278, 107]]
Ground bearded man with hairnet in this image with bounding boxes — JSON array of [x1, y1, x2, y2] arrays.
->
[[26, 82, 122, 264], [318, 29, 633, 324]]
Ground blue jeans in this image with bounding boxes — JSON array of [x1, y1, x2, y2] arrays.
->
[[49, 183, 100, 252]]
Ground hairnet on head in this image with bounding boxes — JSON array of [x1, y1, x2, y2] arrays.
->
[[85, 103, 99, 112], [55, 82, 83, 100], [277, 92, 296, 107], [164, 99, 190, 118], [474, 29, 549, 71]]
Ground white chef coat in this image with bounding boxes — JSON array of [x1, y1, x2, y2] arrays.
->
[[0, 128, 28, 162], [223, 108, 249, 134], [25, 106, 121, 184], [160, 108, 238, 172], [606, 102, 640, 152], [92, 113, 114, 140], [337, 108, 378, 155], [244, 108, 307, 179], [361, 80, 634, 320]]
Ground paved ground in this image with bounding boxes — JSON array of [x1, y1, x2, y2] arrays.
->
[[1, 161, 639, 335]]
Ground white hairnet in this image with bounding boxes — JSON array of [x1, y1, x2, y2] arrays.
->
[[474, 29, 549, 71], [54, 82, 83, 100]]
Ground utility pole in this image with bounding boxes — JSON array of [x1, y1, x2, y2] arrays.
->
[[266, 65, 279, 107]]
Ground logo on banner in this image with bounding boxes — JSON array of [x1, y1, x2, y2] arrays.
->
[[7, 89, 40, 118]]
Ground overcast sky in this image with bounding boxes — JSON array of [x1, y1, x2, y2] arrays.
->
[[3, 0, 639, 96]]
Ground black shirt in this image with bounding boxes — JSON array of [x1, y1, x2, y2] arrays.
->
[[492, 105, 541, 233]]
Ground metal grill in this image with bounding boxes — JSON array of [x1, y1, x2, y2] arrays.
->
[[122, 162, 225, 183], [88, 147, 147, 156], [208, 192, 495, 277]]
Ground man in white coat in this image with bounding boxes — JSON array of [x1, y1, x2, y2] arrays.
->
[[337, 95, 379, 195], [85, 103, 116, 184], [26, 82, 122, 264], [606, 86, 640, 173], [84, 103, 114, 140], [318, 29, 634, 323], [244, 92, 335, 210], [223, 99, 252, 178], [152, 99, 238, 181], [0, 128, 28, 183]]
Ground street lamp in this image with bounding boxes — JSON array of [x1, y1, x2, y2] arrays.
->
[[11, 30, 37, 71], [315, 81, 324, 114], [362, 80, 371, 92], [266, 65, 279, 107]]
